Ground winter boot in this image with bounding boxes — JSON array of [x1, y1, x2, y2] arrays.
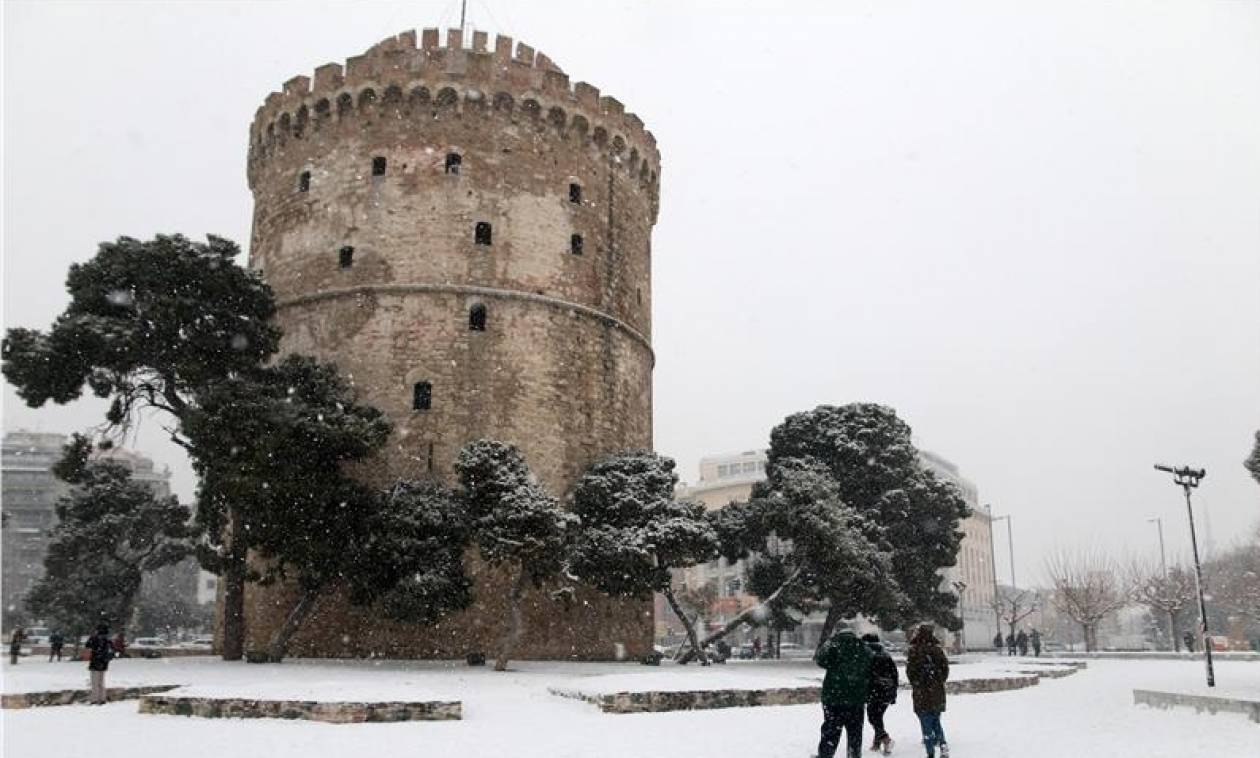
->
[[938, 743, 950, 758], [881, 737, 895, 755], [871, 737, 883, 751]]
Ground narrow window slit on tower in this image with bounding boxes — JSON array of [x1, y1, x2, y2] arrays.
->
[[372, 156, 387, 176], [570, 234, 584, 255], [445, 153, 462, 175], [427, 442, 435, 473], [339, 246, 354, 268], [569, 183, 582, 204], [475, 222, 492, 246], [413, 381, 432, 411], [298, 171, 311, 192], [469, 304, 487, 331]]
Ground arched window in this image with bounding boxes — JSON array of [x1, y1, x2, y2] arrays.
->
[[445, 153, 462, 175], [469, 304, 487, 331], [475, 222, 492, 246], [569, 183, 582, 204], [570, 234, 583, 256], [412, 381, 432, 411], [298, 171, 311, 193], [372, 156, 387, 176], [338, 246, 354, 268]]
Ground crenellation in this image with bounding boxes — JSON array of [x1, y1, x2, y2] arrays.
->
[[247, 30, 662, 178]]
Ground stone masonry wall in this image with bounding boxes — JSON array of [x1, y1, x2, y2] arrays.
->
[[241, 28, 660, 660]]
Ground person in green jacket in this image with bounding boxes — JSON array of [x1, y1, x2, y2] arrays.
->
[[814, 625, 873, 758]]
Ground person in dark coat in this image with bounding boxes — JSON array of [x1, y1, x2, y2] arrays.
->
[[9, 628, 25, 665], [907, 624, 950, 758], [861, 633, 899, 754], [1015, 629, 1029, 656], [1030, 629, 1042, 657], [49, 631, 65, 662], [814, 626, 873, 758], [1182, 630, 1195, 652], [992, 632, 1003, 653], [86, 624, 116, 704], [112, 631, 128, 659], [1005, 632, 1016, 656]]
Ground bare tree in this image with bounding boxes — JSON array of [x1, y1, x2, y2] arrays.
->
[[1204, 537, 1260, 625], [1044, 548, 1129, 651], [1127, 558, 1196, 651], [991, 586, 1039, 640]]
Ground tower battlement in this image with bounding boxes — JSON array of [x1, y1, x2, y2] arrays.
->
[[248, 29, 659, 198]]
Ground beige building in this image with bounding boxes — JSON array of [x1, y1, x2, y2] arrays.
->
[[664, 448, 998, 650]]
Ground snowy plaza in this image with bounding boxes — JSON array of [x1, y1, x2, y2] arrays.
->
[[3, 656, 1257, 757]]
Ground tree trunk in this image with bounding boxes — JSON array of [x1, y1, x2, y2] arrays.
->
[[1169, 610, 1179, 652], [495, 570, 528, 672], [1082, 622, 1096, 652], [664, 587, 709, 666], [814, 606, 842, 656], [677, 566, 803, 664], [265, 587, 321, 663], [220, 506, 248, 661]]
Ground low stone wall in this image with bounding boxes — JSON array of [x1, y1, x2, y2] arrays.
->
[[551, 667, 1080, 714], [138, 694, 462, 723], [2, 684, 180, 709], [1049, 651, 1259, 662], [1133, 689, 1260, 724], [550, 685, 822, 714]]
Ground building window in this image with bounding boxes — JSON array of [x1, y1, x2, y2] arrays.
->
[[570, 234, 583, 255], [445, 153, 462, 175], [475, 222, 492, 246], [412, 381, 432, 411], [372, 156, 387, 176], [569, 183, 582, 204], [298, 171, 311, 193], [469, 304, 486, 331], [338, 246, 354, 268]]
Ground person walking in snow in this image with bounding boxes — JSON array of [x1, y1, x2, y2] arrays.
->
[[9, 627, 25, 664], [86, 624, 116, 705], [1030, 629, 1042, 657], [907, 624, 951, 758], [814, 624, 873, 758], [862, 633, 899, 755], [49, 631, 65, 662], [1005, 632, 1016, 656], [992, 632, 1003, 653], [1182, 630, 1195, 652], [1016, 629, 1029, 656]]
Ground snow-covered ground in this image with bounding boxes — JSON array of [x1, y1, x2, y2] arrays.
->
[[2, 656, 1256, 757]]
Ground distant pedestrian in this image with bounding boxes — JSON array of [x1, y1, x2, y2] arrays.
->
[[86, 624, 116, 705], [1030, 629, 1042, 657], [1016, 629, 1029, 656], [862, 633, 899, 755], [752, 636, 762, 659], [907, 624, 951, 758], [9, 627, 25, 665], [992, 632, 1003, 653], [1182, 630, 1195, 652], [112, 631, 128, 659], [49, 631, 65, 662], [814, 625, 873, 758], [1006, 632, 1016, 656]]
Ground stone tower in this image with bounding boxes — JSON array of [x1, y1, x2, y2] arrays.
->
[[242, 29, 660, 659]]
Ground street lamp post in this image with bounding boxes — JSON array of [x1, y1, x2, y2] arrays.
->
[[1154, 464, 1214, 688]]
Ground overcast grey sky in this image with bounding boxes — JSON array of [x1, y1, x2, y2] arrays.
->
[[4, 0, 1258, 584]]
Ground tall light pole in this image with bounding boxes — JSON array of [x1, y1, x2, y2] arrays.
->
[[1154, 464, 1214, 687], [985, 505, 1001, 640], [992, 514, 1016, 590], [1146, 516, 1174, 651]]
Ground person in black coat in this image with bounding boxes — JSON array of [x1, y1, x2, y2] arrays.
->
[[1005, 632, 1016, 656], [49, 631, 65, 662], [86, 624, 116, 705], [9, 628, 25, 665], [992, 632, 1003, 653], [861, 633, 899, 754], [1016, 629, 1029, 656]]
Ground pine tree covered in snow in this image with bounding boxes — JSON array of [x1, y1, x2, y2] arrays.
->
[[568, 451, 719, 664], [1246, 430, 1260, 487], [26, 435, 193, 642], [761, 404, 971, 634], [2, 234, 279, 660], [183, 356, 391, 662], [455, 440, 574, 671], [349, 479, 473, 626]]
